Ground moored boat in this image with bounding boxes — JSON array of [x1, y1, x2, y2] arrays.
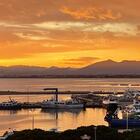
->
[[106, 117, 140, 128], [41, 98, 84, 109], [41, 88, 84, 109], [0, 98, 21, 110], [105, 98, 140, 128], [122, 99, 140, 118]]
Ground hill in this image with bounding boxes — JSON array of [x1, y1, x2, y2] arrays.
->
[[0, 60, 140, 77]]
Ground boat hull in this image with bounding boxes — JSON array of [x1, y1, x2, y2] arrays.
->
[[41, 104, 84, 109], [108, 119, 140, 128], [0, 105, 21, 110]]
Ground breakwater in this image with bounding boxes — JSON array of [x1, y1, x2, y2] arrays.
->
[[0, 90, 124, 95]]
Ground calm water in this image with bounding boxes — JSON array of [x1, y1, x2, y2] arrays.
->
[[0, 108, 108, 135], [0, 78, 140, 92], [0, 78, 139, 134]]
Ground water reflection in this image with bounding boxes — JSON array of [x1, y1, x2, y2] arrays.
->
[[0, 78, 140, 92], [0, 108, 107, 135], [0, 110, 20, 115], [41, 108, 84, 114]]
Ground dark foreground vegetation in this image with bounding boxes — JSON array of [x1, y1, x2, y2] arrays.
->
[[7, 125, 140, 140]]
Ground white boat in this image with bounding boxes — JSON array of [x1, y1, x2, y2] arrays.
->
[[42, 88, 84, 109], [103, 99, 118, 105], [122, 99, 140, 118], [102, 95, 118, 107], [124, 89, 140, 98], [41, 98, 84, 109]]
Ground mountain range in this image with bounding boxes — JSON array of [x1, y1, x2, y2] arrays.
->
[[0, 60, 140, 77]]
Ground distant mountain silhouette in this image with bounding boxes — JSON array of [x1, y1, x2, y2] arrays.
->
[[0, 60, 140, 77], [78, 60, 140, 75]]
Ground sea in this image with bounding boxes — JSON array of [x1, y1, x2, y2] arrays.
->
[[0, 78, 140, 134]]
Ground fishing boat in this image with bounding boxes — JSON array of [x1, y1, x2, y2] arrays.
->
[[105, 99, 140, 128], [0, 98, 21, 110], [103, 89, 140, 109], [102, 96, 118, 108], [41, 88, 84, 109], [124, 89, 140, 98], [103, 98, 118, 105], [21, 102, 41, 109], [41, 98, 84, 109], [122, 99, 140, 118], [106, 116, 140, 128]]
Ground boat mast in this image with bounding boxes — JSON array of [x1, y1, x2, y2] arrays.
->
[[43, 88, 58, 102]]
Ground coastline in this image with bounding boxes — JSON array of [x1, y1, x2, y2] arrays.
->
[[6, 125, 139, 140]]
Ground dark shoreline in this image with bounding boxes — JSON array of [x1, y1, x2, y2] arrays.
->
[[6, 125, 140, 140]]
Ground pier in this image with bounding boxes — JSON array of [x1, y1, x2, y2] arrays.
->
[[0, 90, 124, 109]]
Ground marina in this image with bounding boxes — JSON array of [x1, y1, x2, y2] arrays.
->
[[0, 78, 139, 135]]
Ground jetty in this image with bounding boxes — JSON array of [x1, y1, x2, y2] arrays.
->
[[0, 89, 136, 109]]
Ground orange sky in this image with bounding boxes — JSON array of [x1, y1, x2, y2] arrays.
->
[[0, 0, 140, 67]]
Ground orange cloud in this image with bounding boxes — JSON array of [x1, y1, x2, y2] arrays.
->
[[63, 57, 99, 66], [60, 6, 122, 21], [0, 0, 139, 67]]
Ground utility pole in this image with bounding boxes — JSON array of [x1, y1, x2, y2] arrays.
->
[[94, 126, 97, 140], [126, 111, 128, 130], [32, 115, 34, 130]]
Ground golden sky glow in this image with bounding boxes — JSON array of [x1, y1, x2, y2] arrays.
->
[[0, 0, 140, 67]]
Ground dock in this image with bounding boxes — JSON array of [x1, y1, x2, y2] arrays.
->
[[0, 90, 127, 109]]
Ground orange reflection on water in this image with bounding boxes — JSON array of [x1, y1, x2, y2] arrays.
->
[[0, 108, 108, 135]]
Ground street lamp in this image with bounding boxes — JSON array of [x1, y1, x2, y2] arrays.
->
[[126, 110, 128, 130], [94, 126, 97, 140], [32, 114, 34, 130]]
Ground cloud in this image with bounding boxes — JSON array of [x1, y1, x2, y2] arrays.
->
[[63, 57, 99, 66], [33, 22, 139, 37], [14, 32, 49, 41], [0, 0, 139, 23], [137, 25, 140, 31], [0, 0, 139, 66], [60, 6, 122, 21]]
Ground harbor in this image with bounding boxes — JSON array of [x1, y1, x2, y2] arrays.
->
[[0, 78, 139, 135], [0, 89, 135, 109]]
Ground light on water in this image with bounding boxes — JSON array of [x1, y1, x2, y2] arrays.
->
[[0, 78, 140, 92], [0, 108, 107, 135], [0, 78, 139, 135]]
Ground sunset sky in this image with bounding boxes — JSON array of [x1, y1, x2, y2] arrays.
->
[[0, 0, 140, 67]]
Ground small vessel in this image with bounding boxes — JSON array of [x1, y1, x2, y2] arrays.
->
[[102, 98, 118, 105], [41, 98, 84, 109], [122, 99, 140, 118], [124, 89, 140, 97], [21, 102, 41, 109], [102, 95, 118, 108], [106, 117, 140, 128], [41, 88, 84, 109], [105, 98, 140, 128], [0, 98, 21, 110]]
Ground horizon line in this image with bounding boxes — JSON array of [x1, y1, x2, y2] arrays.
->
[[0, 59, 139, 68]]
